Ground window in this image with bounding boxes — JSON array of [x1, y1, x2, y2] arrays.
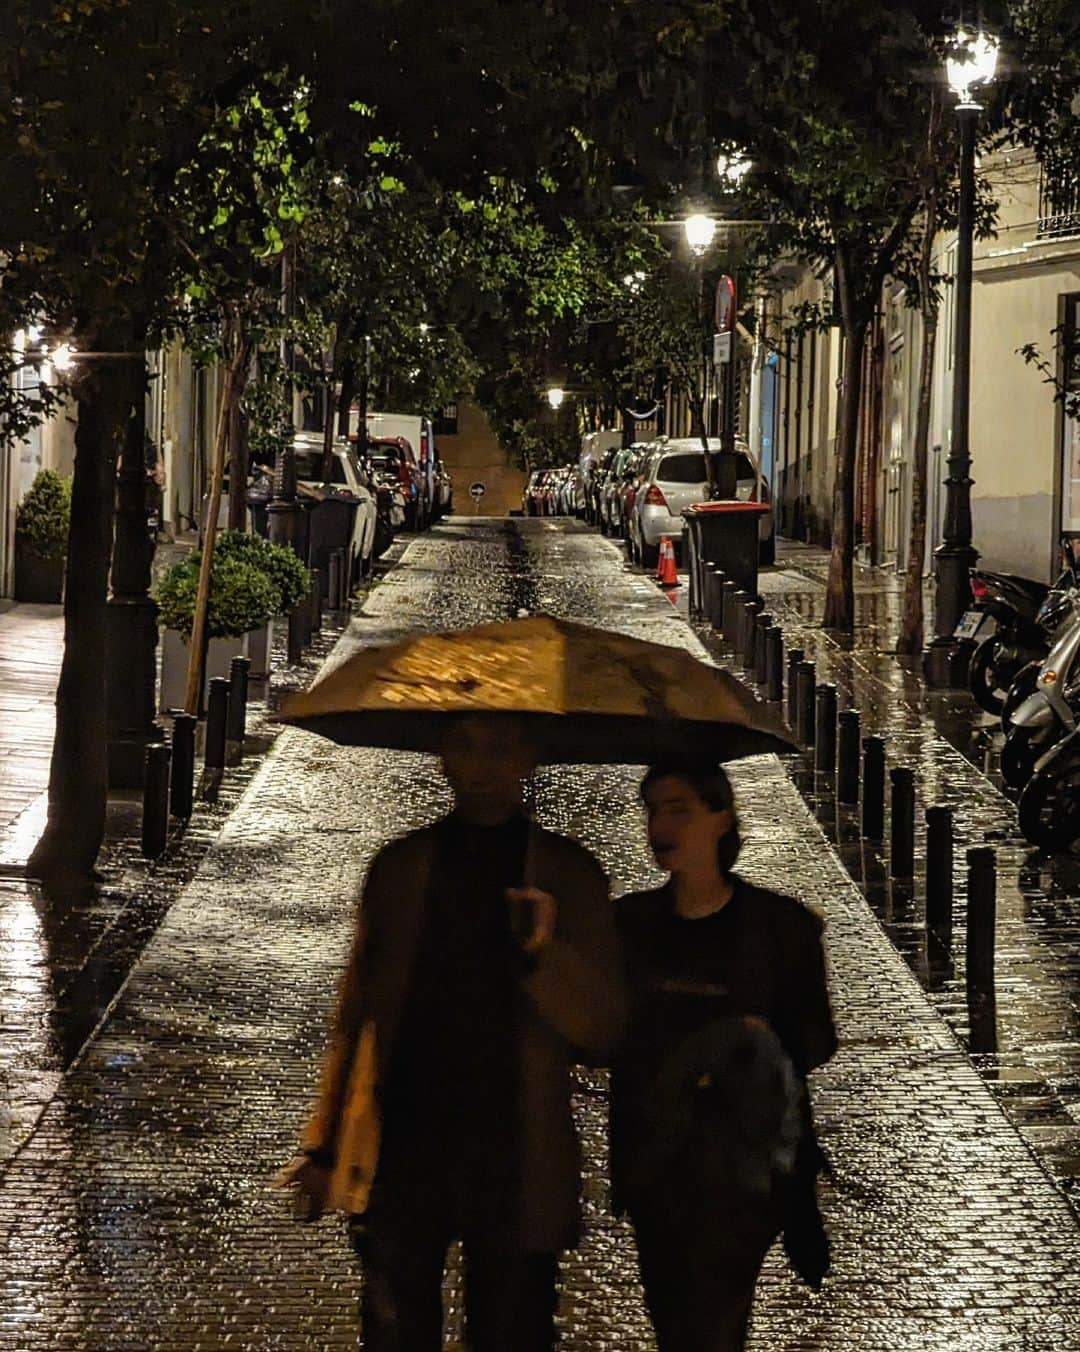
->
[[293, 449, 348, 484], [657, 453, 707, 484], [1039, 158, 1080, 241]]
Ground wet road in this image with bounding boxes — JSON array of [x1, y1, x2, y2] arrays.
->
[[2, 519, 1080, 1349]]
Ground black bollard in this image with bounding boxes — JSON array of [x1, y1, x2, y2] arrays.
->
[[328, 549, 343, 610], [141, 742, 170, 859], [764, 626, 784, 703], [890, 767, 916, 878], [170, 712, 196, 820], [740, 598, 762, 669], [926, 805, 954, 941], [730, 591, 750, 656], [202, 676, 229, 801], [786, 648, 805, 728], [721, 581, 739, 639], [815, 684, 837, 774], [966, 848, 997, 994], [754, 613, 773, 685], [227, 654, 250, 764], [837, 710, 861, 804], [287, 605, 304, 664], [310, 568, 323, 633], [795, 660, 817, 748], [707, 567, 727, 628], [862, 737, 886, 840]]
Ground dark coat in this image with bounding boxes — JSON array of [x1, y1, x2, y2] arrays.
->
[[300, 819, 628, 1251]]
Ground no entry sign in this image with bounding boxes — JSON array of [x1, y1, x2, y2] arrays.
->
[[469, 482, 486, 502]]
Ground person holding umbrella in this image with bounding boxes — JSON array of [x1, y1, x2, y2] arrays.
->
[[278, 711, 627, 1352], [611, 758, 837, 1352]]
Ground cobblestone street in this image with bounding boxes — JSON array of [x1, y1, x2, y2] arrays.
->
[[2, 519, 1080, 1349]]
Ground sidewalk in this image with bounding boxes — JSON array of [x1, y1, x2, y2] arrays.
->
[[1, 519, 1078, 1349], [681, 539, 1080, 1220], [0, 601, 62, 849]]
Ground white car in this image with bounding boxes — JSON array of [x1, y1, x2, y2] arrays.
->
[[292, 433, 378, 582], [630, 437, 774, 569]]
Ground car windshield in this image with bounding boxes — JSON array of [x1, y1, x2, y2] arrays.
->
[[657, 453, 707, 484], [293, 448, 349, 484], [370, 451, 401, 473]]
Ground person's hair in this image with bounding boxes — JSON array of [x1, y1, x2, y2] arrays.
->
[[640, 758, 742, 875]]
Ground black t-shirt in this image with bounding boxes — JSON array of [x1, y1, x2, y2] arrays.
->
[[377, 813, 529, 1222]]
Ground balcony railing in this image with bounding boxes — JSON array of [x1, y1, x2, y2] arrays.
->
[[1038, 157, 1080, 240]]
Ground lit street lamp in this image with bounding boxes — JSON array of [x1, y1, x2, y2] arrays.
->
[[683, 213, 717, 258], [925, 26, 999, 687], [546, 386, 565, 410]]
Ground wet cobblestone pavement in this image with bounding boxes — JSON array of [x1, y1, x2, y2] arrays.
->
[[2, 519, 1080, 1348]]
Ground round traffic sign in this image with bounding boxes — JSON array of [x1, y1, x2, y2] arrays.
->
[[469, 481, 486, 501]]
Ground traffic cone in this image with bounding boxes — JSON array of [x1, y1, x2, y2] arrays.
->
[[654, 538, 665, 582], [658, 536, 680, 589]]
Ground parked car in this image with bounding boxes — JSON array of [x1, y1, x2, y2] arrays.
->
[[580, 430, 623, 525], [291, 432, 378, 582], [523, 470, 547, 516], [362, 411, 437, 529], [628, 437, 774, 569], [619, 447, 653, 559], [433, 457, 453, 517], [367, 435, 424, 531]]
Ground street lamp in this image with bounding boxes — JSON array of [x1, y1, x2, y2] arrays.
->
[[925, 26, 999, 687], [683, 213, 717, 258], [546, 386, 565, 411], [716, 150, 752, 187]]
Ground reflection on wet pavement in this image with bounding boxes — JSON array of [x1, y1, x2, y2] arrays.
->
[[0, 521, 1078, 1349]]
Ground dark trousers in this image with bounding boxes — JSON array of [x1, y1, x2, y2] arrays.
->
[[628, 1193, 780, 1352], [352, 1203, 558, 1352]]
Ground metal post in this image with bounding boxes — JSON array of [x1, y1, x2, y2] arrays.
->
[[328, 549, 343, 610], [925, 101, 980, 688], [815, 684, 837, 773], [837, 710, 861, 804], [310, 568, 323, 633], [730, 590, 749, 654], [754, 613, 773, 684], [795, 660, 816, 748], [966, 846, 996, 993], [739, 598, 762, 668], [721, 580, 738, 639], [202, 676, 229, 801], [862, 737, 886, 840], [786, 647, 805, 727], [227, 655, 250, 763], [764, 627, 784, 703], [141, 742, 170, 859], [287, 607, 304, 664], [170, 712, 196, 820], [706, 565, 726, 628], [926, 805, 954, 941], [890, 767, 916, 878]]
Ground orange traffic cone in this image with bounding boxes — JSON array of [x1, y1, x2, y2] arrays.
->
[[658, 536, 680, 589], [654, 538, 665, 582]]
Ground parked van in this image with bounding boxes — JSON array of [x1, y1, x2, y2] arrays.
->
[[348, 408, 437, 529]]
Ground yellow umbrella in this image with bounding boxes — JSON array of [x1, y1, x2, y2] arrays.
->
[[277, 615, 793, 764]]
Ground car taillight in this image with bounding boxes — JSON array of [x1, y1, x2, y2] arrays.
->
[[970, 576, 989, 602], [644, 484, 668, 508]]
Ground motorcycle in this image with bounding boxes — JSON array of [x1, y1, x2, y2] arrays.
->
[[1017, 726, 1080, 851], [963, 569, 1055, 715]]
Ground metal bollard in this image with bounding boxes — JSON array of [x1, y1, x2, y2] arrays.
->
[[890, 767, 916, 878], [729, 591, 749, 655], [753, 613, 773, 684], [837, 710, 861, 804], [862, 737, 886, 840], [764, 626, 784, 703], [170, 712, 196, 820], [815, 684, 837, 773], [926, 805, 954, 941], [786, 648, 805, 727], [141, 742, 170, 859], [739, 598, 762, 669], [287, 606, 304, 664], [227, 654, 250, 762], [310, 569, 324, 633], [328, 549, 343, 610], [706, 566, 726, 628], [204, 675, 229, 769], [966, 847, 997, 993], [795, 660, 817, 748], [721, 581, 739, 639]]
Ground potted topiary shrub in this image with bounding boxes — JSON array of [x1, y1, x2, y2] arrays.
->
[[14, 469, 71, 603], [154, 531, 311, 708]]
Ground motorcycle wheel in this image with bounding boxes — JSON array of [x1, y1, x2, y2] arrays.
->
[[968, 637, 1008, 715], [1001, 661, 1040, 736], [1018, 767, 1080, 852], [1000, 719, 1063, 792]]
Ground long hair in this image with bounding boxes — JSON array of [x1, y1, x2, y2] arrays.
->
[[640, 759, 742, 875]]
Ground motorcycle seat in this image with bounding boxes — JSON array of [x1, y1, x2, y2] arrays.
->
[[978, 571, 1050, 605]]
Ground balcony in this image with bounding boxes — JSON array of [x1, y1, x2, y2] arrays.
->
[[1037, 156, 1080, 240]]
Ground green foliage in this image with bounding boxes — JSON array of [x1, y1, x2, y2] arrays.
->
[[15, 469, 71, 559], [212, 530, 311, 614], [155, 554, 278, 639]]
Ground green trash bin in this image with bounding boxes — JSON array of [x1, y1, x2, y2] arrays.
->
[[682, 502, 770, 602]]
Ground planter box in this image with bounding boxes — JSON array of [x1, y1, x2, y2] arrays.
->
[[14, 543, 64, 604], [244, 620, 274, 682], [159, 628, 246, 713]]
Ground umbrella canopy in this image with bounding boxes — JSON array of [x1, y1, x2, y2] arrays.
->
[[277, 615, 793, 764]]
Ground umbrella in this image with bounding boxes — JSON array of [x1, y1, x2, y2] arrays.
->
[[277, 614, 793, 764]]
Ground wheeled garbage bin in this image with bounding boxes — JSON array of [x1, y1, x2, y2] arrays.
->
[[682, 501, 770, 609]]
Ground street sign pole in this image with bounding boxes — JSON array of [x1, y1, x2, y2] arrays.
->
[[469, 481, 486, 516]]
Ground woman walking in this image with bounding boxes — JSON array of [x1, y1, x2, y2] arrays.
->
[[612, 759, 837, 1351]]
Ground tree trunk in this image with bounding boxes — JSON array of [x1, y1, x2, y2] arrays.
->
[[227, 374, 248, 530], [27, 350, 127, 887], [898, 208, 940, 655], [336, 351, 357, 437], [824, 298, 869, 633]]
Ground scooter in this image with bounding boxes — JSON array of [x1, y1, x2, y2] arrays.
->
[[964, 569, 1056, 715], [1017, 726, 1080, 851]]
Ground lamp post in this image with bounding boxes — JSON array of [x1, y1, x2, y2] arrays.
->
[[715, 152, 753, 465], [925, 27, 999, 687]]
